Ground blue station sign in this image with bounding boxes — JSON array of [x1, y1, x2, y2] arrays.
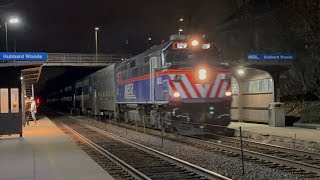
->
[[0, 52, 47, 61], [247, 54, 296, 61]]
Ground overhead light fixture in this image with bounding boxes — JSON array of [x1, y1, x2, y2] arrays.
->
[[9, 17, 20, 24], [237, 69, 245, 76]]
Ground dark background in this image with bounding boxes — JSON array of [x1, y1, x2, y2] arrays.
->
[[0, 0, 235, 54]]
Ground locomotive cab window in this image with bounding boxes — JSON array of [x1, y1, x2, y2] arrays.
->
[[164, 43, 220, 67]]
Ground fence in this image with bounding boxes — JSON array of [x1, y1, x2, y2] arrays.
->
[[300, 103, 320, 124]]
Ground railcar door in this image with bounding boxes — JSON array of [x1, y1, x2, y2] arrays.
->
[[149, 55, 161, 103], [81, 92, 84, 113]]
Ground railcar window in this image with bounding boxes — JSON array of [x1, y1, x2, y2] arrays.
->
[[144, 57, 149, 63], [123, 71, 128, 80], [132, 68, 138, 77], [130, 60, 136, 68], [120, 65, 127, 71]]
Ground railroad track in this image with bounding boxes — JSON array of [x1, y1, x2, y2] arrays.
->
[[51, 115, 230, 180], [52, 111, 320, 179], [89, 118, 320, 178], [185, 137, 320, 179]]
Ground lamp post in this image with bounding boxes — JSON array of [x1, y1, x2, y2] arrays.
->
[[94, 27, 99, 62], [5, 17, 20, 52]]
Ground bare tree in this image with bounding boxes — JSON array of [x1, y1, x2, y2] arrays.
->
[[281, 0, 320, 99]]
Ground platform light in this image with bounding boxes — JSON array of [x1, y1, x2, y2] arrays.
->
[[20, 76, 23, 80], [191, 40, 199, 46], [173, 92, 181, 98], [178, 28, 183, 32], [199, 69, 207, 80], [95, 27, 99, 31], [9, 17, 20, 24], [225, 91, 232, 97], [237, 69, 245, 76]]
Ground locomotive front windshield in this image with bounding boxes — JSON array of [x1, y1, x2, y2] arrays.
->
[[164, 43, 224, 68]]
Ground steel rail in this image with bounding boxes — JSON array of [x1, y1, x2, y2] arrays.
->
[[82, 123, 231, 180], [59, 121, 151, 180], [184, 137, 320, 175], [213, 135, 320, 159]]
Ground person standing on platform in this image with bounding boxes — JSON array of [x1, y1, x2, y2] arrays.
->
[[24, 97, 31, 126], [30, 97, 37, 124]]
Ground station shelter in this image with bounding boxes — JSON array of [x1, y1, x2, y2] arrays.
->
[[229, 59, 292, 126], [0, 68, 23, 137]]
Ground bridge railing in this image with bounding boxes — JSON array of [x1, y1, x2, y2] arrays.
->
[[47, 53, 128, 63]]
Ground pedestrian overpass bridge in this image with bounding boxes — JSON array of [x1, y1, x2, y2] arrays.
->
[[1, 53, 126, 67], [7, 53, 127, 98]]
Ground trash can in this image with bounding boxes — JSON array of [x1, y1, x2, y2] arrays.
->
[[268, 102, 285, 127]]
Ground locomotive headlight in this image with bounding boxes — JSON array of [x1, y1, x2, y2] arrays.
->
[[173, 92, 181, 98], [201, 43, 211, 49], [191, 40, 199, 46], [198, 69, 207, 80], [225, 91, 232, 97]]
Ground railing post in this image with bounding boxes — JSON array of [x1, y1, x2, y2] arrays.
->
[[293, 133, 296, 150], [143, 116, 146, 134], [240, 127, 245, 175], [135, 114, 138, 132], [161, 118, 164, 147]]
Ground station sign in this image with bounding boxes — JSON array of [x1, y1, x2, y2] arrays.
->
[[0, 52, 47, 61], [247, 54, 296, 61]]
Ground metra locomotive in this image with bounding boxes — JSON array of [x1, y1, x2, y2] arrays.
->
[[47, 35, 232, 135]]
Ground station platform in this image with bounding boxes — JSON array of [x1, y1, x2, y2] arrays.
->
[[0, 116, 114, 180], [228, 122, 320, 150]]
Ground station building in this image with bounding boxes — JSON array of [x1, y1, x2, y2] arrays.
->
[[230, 68, 274, 123]]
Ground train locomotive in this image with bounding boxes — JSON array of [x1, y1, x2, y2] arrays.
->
[[47, 35, 232, 135]]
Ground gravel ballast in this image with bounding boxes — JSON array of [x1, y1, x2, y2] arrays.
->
[[70, 116, 300, 180]]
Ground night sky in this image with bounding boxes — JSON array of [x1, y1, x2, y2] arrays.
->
[[0, 0, 235, 54]]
